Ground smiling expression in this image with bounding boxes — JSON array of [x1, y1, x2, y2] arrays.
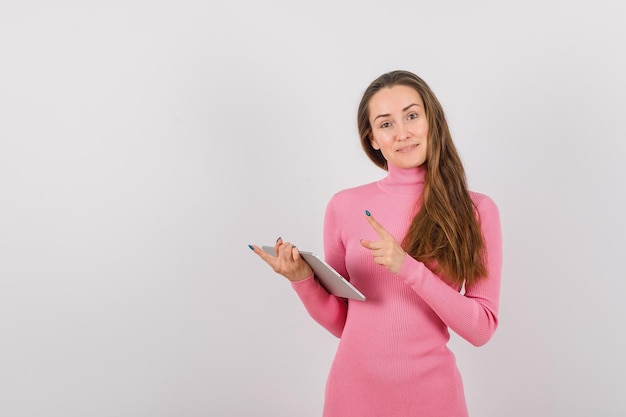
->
[[368, 85, 429, 169]]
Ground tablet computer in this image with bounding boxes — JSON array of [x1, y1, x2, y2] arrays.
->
[[261, 246, 366, 301]]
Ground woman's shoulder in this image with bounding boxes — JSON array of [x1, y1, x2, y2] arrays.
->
[[325, 181, 381, 213], [330, 180, 379, 201], [469, 191, 500, 217]]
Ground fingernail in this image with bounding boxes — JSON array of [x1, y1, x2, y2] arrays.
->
[[365, 210, 371, 216], [276, 236, 282, 242], [248, 244, 254, 250]]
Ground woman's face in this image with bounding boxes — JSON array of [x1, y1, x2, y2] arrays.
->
[[368, 85, 429, 169]]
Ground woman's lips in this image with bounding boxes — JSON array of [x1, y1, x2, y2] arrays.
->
[[397, 144, 418, 153]]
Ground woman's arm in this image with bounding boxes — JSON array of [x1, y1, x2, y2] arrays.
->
[[249, 240, 347, 337], [291, 276, 347, 338], [396, 194, 502, 346], [289, 197, 349, 338]]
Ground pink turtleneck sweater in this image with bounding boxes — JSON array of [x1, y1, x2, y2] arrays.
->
[[291, 165, 502, 417]]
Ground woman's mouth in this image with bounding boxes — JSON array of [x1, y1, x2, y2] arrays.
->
[[397, 144, 418, 153]]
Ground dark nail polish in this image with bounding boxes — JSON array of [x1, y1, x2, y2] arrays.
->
[[248, 244, 254, 250], [365, 210, 371, 216], [276, 236, 282, 242]]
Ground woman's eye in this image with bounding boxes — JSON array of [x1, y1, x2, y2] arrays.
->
[[408, 113, 418, 120], [380, 122, 391, 128]]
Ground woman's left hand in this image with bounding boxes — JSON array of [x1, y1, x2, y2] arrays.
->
[[360, 211, 407, 274]]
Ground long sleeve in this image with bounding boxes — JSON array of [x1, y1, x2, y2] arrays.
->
[[290, 198, 349, 338], [395, 194, 502, 346], [291, 276, 347, 338]]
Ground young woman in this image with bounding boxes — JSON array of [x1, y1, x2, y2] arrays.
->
[[250, 70, 502, 417]]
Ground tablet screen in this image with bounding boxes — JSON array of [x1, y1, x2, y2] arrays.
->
[[261, 246, 366, 301]]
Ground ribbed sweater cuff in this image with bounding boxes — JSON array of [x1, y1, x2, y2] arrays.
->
[[395, 255, 426, 288], [290, 273, 317, 294]]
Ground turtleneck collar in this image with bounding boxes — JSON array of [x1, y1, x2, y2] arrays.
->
[[377, 164, 427, 196]]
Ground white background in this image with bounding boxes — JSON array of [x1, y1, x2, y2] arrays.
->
[[1, 1, 625, 416]]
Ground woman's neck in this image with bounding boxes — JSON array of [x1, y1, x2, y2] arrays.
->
[[377, 164, 427, 196]]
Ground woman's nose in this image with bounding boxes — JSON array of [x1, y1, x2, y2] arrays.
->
[[396, 122, 410, 140]]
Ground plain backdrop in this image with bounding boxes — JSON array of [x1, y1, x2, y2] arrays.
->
[[1, 1, 625, 416]]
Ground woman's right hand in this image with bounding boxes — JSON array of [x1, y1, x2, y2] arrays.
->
[[249, 238, 313, 282]]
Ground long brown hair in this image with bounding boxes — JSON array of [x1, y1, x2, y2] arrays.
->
[[357, 70, 486, 287]]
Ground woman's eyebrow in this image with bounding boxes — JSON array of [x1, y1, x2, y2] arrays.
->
[[402, 103, 420, 112], [373, 103, 421, 122]]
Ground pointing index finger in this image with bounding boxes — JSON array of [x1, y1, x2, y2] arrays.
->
[[365, 210, 392, 239]]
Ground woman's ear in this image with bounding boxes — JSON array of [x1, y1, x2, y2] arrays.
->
[[369, 134, 380, 150]]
